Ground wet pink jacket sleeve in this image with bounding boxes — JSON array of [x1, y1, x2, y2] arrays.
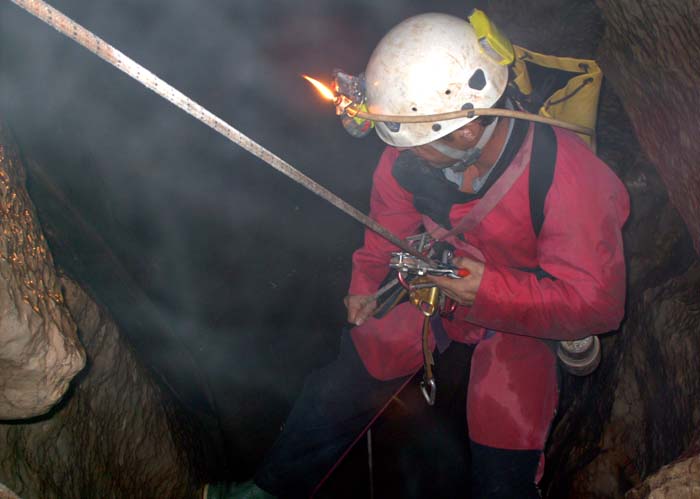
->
[[348, 147, 422, 296], [467, 132, 630, 340]]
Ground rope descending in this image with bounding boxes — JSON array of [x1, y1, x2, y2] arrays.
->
[[8, 0, 428, 262]]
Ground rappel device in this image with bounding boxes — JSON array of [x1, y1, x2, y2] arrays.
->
[[381, 240, 468, 405], [390, 252, 470, 280]]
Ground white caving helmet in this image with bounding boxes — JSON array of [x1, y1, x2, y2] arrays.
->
[[365, 13, 509, 148]]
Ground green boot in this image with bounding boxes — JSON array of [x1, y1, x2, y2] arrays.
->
[[203, 480, 276, 499]]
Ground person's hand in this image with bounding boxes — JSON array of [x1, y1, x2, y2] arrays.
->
[[344, 294, 377, 326], [426, 256, 485, 306]]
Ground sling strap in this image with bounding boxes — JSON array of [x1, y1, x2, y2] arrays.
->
[[529, 123, 557, 237], [425, 122, 556, 243]]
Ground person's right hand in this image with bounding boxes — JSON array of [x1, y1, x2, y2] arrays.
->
[[344, 294, 377, 326]]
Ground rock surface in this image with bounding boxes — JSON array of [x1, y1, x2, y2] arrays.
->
[[626, 454, 700, 499], [0, 275, 202, 498], [546, 261, 700, 498], [0, 123, 85, 419], [596, 0, 700, 254], [0, 122, 203, 498], [0, 483, 20, 499]]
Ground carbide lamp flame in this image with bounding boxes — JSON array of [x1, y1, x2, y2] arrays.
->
[[302, 74, 355, 116], [302, 74, 337, 102]]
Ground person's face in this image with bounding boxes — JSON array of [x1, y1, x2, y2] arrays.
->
[[405, 119, 486, 168]]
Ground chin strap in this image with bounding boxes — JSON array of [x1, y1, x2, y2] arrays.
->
[[429, 116, 500, 171]]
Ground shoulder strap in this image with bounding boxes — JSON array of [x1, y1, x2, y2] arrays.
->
[[529, 123, 557, 237], [428, 124, 535, 242]]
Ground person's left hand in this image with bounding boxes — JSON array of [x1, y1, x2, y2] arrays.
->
[[426, 256, 485, 306]]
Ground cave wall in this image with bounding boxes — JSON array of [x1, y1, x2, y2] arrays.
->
[[0, 276, 202, 499], [596, 0, 700, 254], [0, 483, 19, 499], [0, 124, 85, 419], [544, 260, 700, 498], [0, 123, 205, 498]]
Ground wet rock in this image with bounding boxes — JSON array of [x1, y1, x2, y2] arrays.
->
[[486, 0, 603, 58], [596, 0, 700, 254], [545, 260, 700, 498], [625, 454, 700, 499], [0, 276, 202, 498], [0, 122, 203, 498], [0, 482, 20, 499], [0, 122, 85, 419]]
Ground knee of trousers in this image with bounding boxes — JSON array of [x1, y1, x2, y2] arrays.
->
[[467, 332, 559, 450]]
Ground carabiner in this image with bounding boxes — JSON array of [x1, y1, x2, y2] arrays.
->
[[439, 296, 458, 317], [420, 376, 437, 406]]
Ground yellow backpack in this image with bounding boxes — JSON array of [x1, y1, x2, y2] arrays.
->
[[469, 9, 603, 150]]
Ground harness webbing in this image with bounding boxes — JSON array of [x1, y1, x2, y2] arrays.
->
[[8, 0, 428, 262]]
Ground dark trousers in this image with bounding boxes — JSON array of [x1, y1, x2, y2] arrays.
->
[[255, 328, 550, 499], [254, 328, 408, 498]]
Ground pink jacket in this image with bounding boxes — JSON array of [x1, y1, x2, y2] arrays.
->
[[348, 128, 630, 379]]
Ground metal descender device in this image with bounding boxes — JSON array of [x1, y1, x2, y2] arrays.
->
[[386, 237, 469, 405]]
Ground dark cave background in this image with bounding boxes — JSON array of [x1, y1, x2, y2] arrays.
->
[[1, 0, 699, 498]]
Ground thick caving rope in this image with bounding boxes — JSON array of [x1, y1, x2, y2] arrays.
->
[[7, 0, 430, 262]]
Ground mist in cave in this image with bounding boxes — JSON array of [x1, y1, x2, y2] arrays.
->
[[1, 0, 699, 498]]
